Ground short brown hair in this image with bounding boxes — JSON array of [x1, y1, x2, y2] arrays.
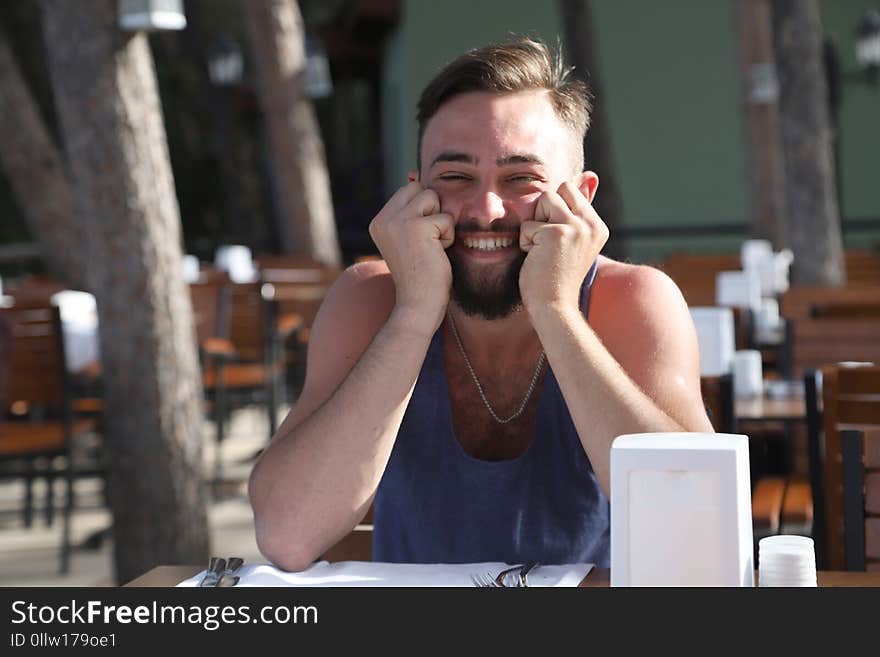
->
[[416, 36, 592, 172]]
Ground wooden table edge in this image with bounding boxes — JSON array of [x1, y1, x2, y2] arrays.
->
[[125, 565, 879, 587]]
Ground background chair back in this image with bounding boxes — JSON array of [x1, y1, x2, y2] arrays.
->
[[0, 312, 11, 410], [842, 429, 880, 571], [0, 301, 95, 574], [228, 282, 273, 363], [189, 277, 230, 346], [820, 364, 880, 570], [804, 369, 827, 568], [780, 286, 880, 321], [2, 303, 67, 409], [809, 301, 880, 319], [786, 317, 880, 379], [700, 373, 736, 434]]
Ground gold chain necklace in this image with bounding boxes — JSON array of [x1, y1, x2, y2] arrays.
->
[[446, 309, 545, 424]]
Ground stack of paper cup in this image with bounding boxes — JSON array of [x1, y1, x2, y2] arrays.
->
[[758, 535, 817, 587], [732, 349, 763, 399]]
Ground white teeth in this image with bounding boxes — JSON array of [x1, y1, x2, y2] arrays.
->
[[463, 236, 513, 250]]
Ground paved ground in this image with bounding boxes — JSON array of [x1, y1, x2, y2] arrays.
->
[[0, 405, 281, 587]]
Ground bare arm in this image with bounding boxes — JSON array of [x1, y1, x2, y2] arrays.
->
[[248, 263, 438, 570], [249, 184, 454, 571], [531, 262, 713, 497], [519, 181, 711, 498]]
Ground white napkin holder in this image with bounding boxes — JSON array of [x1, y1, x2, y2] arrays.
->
[[740, 239, 773, 273], [689, 307, 735, 377], [716, 270, 760, 311], [215, 244, 257, 283], [610, 433, 754, 587]]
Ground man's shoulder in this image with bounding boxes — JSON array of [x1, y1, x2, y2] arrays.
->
[[330, 259, 395, 301], [591, 256, 687, 323], [310, 260, 394, 344], [316, 259, 396, 327], [594, 256, 681, 300]]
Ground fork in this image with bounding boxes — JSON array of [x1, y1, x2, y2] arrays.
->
[[199, 557, 227, 587], [518, 561, 539, 586], [471, 563, 536, 588], [217, 557, 245, 587], [199, 556, 245, 587]]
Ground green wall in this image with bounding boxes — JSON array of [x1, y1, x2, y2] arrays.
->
[[590, 0, 747, 261], [382, 0, 879, 263], [821, 1, 880, 247]]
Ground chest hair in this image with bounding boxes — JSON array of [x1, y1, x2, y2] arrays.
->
[[444, 346, 547, 461]]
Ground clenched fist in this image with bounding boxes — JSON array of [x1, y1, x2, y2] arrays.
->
[[518, 180, 608, 318], [369, 182, 456, 334]]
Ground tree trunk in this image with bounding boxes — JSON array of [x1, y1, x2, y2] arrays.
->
[[41, 0, 210, 584], [0, 28, 86, 290], [734, 0, 789, 248], [243, 0, 341, 266], [771, 0, 845, 285], [559, 0, 626, 260]]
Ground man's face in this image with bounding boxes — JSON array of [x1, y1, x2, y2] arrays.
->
[[418, 90, 582, 319]]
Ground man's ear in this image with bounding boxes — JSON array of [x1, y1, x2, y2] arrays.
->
[[576, 171, 599, 203], [407, 170, 419, 183]]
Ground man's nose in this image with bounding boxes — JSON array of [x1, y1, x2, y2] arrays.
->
[[465, 186, 506, 225]]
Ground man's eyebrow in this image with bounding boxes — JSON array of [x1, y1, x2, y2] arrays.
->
[[497, 153, 546, 167], [429, 151, 476, 168]]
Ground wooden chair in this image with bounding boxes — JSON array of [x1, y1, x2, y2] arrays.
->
[[700, 373, 736, 434], [842, 428, 880, 571], [843, 248, 880, 286], [200, 282, 300, 480], [189, 274, 233, 485], [0, 302, 102, 574], [658, 252, 741, 308], [814, 364, 880, 570], [809, 301, 880, 319], [785, 316, 880, 380], [780, 286, 880, 322], [803, 369, 828, 567], [258, 263, 340, 392]]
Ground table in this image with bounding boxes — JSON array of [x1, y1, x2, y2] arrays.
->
[[736, 389, 808, 477], [126, 565, 880, 587], [736, 395, 806, 423]]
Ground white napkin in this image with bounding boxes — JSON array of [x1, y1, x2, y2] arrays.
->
[[177, 561, 593, 587]]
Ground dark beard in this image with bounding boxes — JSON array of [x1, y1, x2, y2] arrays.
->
[[448, 246, 526, 320]]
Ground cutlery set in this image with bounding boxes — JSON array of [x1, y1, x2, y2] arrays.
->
[[199, 557, 245, 587], [470, 562, 539, 587], [198, 558, 542, 587]]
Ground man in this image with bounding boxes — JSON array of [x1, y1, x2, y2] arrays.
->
[[249, 37, 712, 571]]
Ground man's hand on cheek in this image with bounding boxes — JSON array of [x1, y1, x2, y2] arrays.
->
[[368, 182, 456, 333], [518, 181, 609, 316]]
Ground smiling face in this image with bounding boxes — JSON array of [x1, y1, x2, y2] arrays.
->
[[419, 90, 584, 319]]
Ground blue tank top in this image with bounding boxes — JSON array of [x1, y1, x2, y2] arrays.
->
[[373, 261, 609, 566]]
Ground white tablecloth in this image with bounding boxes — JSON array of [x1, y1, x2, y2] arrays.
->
[[177, 561, 594, 588]]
